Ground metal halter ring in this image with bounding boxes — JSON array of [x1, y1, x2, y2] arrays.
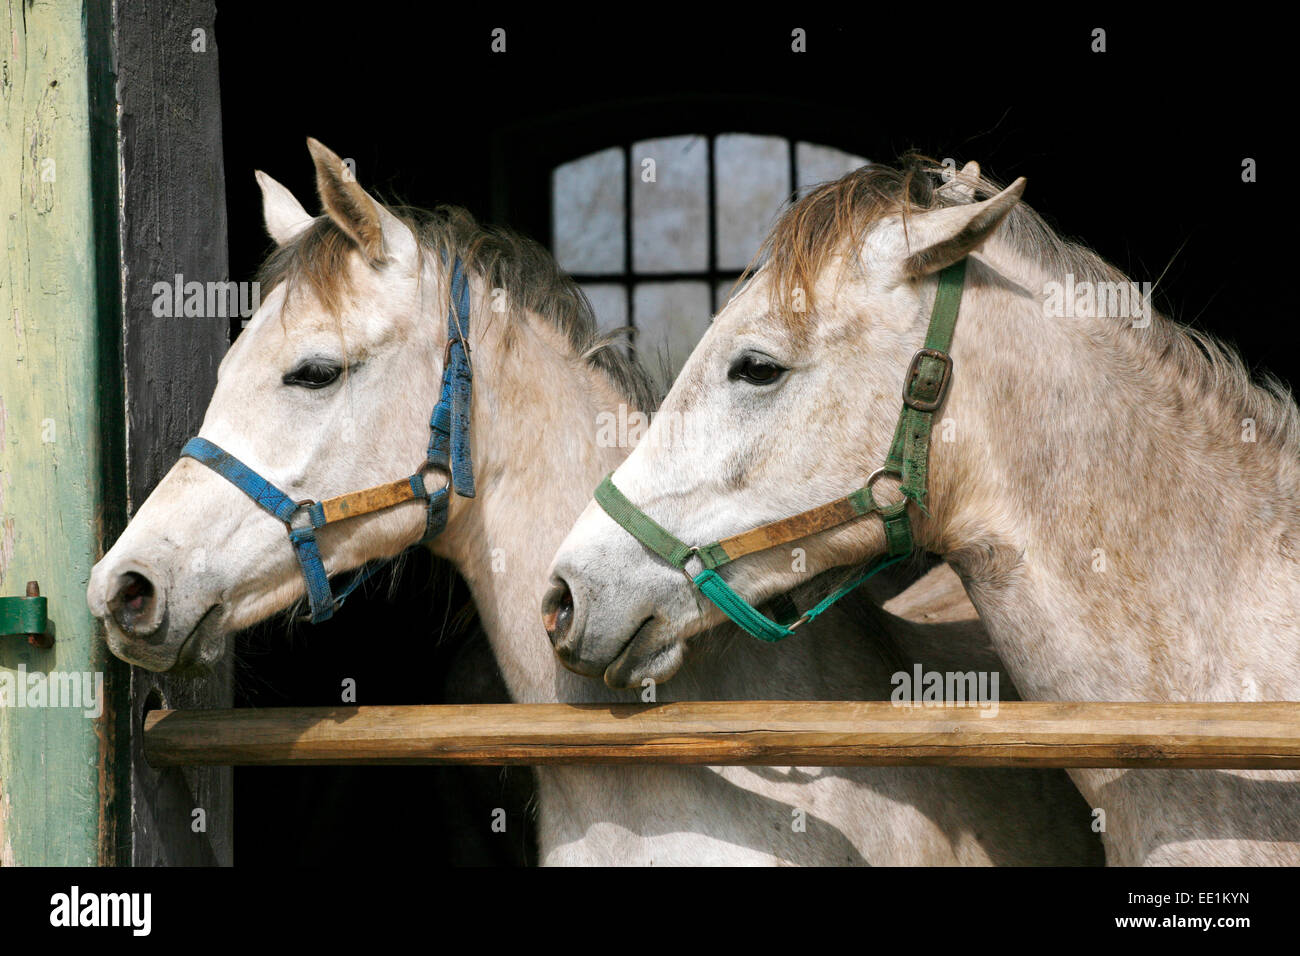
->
[[287, 499, 318, 532], [866, 467, 906, 509], [866, 467, 901, 490], [444, 335, 472, 373], [681, 545, 704, 582], [414, 459, 452, 498]]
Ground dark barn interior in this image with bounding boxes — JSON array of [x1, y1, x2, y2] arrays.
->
[[211, 9, 1282, 865]]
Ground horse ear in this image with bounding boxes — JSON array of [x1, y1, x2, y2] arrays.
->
[[305, 137, 418, 271], [935, 160, 981, 203], [255, 170, 313, 246], [896, 177, 1026, 277]]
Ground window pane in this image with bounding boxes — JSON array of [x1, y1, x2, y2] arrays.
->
[[795, 142, 868, 197], [580, 282, 629, 338], [553, 147, 625, 274], [632, 135, 708, 273], [715, 134, 790, 270], [633, 281, 711, 386]]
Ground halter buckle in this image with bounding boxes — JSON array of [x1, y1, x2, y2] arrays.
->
[[901, 348, 953, 413]]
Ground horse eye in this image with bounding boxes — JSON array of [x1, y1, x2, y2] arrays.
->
[[728, 355, 787, 386], [283, 360, 342, 389]]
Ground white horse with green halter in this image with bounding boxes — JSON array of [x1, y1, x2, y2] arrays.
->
[[88, 142, 1100, 866], [546, 158, 1300, 865]]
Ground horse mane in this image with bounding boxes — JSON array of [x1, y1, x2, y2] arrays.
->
[[756, 154, 1300, 456], [256, 204, 659, 415]]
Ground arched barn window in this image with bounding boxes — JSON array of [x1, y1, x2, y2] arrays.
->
[[551, 136, 865, 383]]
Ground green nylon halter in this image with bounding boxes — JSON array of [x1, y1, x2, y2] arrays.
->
[[595, 259, 968, 642]]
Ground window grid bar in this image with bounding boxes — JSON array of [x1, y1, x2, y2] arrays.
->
[[706, 134, 718, 313], [623, 142, 635, 359], [572, 271, 743, 285], [788, 138, 799, 205]]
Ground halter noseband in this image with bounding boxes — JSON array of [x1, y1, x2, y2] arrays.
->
[[179, 257, 476, 623], [595, 258, 967, 642]]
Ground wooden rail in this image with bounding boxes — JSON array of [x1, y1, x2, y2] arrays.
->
[[143, 701, 1300, 769]]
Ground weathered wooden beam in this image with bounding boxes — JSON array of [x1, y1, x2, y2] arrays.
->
[[145, 701, 1300, 769], [0, 0, 129, 867]]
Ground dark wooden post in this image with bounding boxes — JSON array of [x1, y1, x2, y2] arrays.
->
[[115, 0, 233, 865]]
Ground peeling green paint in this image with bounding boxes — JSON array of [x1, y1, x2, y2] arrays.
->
[[0, 0, 127, 866]]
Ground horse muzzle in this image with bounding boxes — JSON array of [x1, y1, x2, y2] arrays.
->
[[542, 573, 687, 689], [88, 554, 224, 673]]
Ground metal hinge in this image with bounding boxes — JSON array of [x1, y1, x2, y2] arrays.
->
[[0, 581, 54, 648]]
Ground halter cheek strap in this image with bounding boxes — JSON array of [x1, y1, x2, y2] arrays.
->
[[428, 258, 476, 501], [594, 258, 967, 642], [179, 256, 475, 624], [883, 257, 966, 510]]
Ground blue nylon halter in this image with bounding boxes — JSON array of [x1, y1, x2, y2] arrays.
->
[[179, 257, 475, 623]]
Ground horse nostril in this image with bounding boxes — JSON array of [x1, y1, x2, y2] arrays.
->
[[108, 571, 163, 639], [542, 579, 575, 648]]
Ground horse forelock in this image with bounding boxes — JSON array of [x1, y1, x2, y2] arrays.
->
[[755, 155, 1300, 460], [754, 155, 940, 328], [255, 204, 660, 414], [257, 216, 363, 319]]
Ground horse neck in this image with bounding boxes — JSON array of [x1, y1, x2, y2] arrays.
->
[[926, 250, 1300, 701], [429, 312, 631, 702]]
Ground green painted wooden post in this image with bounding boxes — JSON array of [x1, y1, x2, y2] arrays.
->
[[0, 0, 129, 865]]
